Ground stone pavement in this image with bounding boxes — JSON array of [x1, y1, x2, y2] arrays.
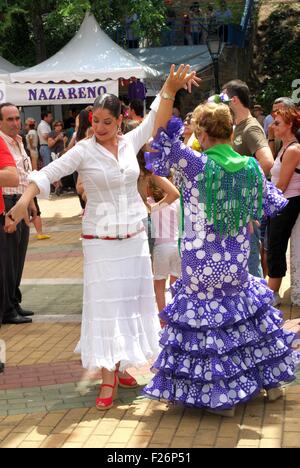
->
[[0, 195, 299, 449]]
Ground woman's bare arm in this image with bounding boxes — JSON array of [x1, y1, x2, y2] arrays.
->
[[277, 146, 300, 192], [150, 174, 180, 211]]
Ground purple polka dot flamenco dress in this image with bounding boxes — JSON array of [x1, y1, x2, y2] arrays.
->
[[143, 117, 300, 411]]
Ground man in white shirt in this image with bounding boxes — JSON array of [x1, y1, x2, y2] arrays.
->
[[0, 103, 35, 324], [37, 111, 53, 167], [0, 135, 18, 370]]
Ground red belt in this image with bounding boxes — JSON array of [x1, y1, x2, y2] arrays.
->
[[82, 227, 145, 241]]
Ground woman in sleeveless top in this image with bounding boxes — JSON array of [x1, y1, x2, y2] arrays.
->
[[268, 107, 300, 304]]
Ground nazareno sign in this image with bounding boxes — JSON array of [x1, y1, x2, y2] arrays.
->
[[0, 80, 118, 106]]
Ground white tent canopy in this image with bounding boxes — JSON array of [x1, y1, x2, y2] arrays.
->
[[0, 56, 21, 74], [10, 12, 160, 84]]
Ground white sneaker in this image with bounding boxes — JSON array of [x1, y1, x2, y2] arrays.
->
[[273, 292, 282, 307]]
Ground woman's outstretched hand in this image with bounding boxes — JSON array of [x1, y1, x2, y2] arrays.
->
[[164, 64, 201, 97]]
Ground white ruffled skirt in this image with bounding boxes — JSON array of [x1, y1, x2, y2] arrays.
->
[[75, 231, 161, 371]]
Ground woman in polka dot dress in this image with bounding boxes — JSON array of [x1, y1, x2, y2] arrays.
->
[[143, 65, 300, 417]]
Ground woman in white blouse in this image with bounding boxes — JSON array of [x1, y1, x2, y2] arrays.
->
[[5, 68, 198, 411]]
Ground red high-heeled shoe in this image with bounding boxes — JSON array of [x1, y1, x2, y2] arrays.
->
[[96, 373, 118, 411], [118, 373, 138, 389]]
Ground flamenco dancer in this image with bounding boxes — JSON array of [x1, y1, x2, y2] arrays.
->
[[143, 65, 300, 417]]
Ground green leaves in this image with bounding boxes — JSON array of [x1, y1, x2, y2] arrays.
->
[[0, 0, 166, 66], [256, 4, 300, 110]]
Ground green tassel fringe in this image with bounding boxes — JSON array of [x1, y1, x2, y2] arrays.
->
[[177, 158, 264, 247], [200, 157, 263, 237]]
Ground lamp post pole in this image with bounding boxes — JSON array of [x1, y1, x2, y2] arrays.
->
[[206, 23, 222, 94], [212, 56, 220, 94]]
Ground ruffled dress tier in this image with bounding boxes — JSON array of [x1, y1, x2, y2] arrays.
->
[[75, 231, 160, 371], [143, 118, 300, 410]]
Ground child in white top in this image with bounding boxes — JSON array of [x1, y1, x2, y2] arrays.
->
[[148, 175, 181, 315]]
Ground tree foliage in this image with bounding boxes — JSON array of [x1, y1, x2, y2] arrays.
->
[[253, 3, 300, 111], [0, 0, 165, 66]]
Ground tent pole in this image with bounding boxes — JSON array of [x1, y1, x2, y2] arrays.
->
[[141, 79, 146, 116]]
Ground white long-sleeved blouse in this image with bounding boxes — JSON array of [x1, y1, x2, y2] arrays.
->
[[30, 96, 161, 237]]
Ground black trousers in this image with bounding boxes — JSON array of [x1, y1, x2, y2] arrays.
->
[[3, 196, 30, 318], [267, 195, 300, 278], [0, 214, 6, 325]]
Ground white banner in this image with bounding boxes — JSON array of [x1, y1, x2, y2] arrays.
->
[[0, 80, 118, 106], [0, 82, 6, 103]]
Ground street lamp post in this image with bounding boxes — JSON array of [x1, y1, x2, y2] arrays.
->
[[206, 27, 223, 94], [211, 56, 220, 94]]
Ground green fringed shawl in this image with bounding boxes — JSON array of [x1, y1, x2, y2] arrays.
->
[[202, 145, 263, 236], [178, 144, 264, 250], [205, 144, 249, 173]]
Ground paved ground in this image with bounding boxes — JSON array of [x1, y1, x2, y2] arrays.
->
[[0, 194, 299, 448]]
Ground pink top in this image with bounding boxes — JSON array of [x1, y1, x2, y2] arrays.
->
[[271, 146, 300, 199], [0, 131, 32, 195], [148, 197, 180, 246]]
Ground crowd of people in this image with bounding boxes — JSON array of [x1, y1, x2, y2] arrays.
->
[[0, 63, 299, 417], [125, 0, 234, 49], [163, 0, 233, 47]]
